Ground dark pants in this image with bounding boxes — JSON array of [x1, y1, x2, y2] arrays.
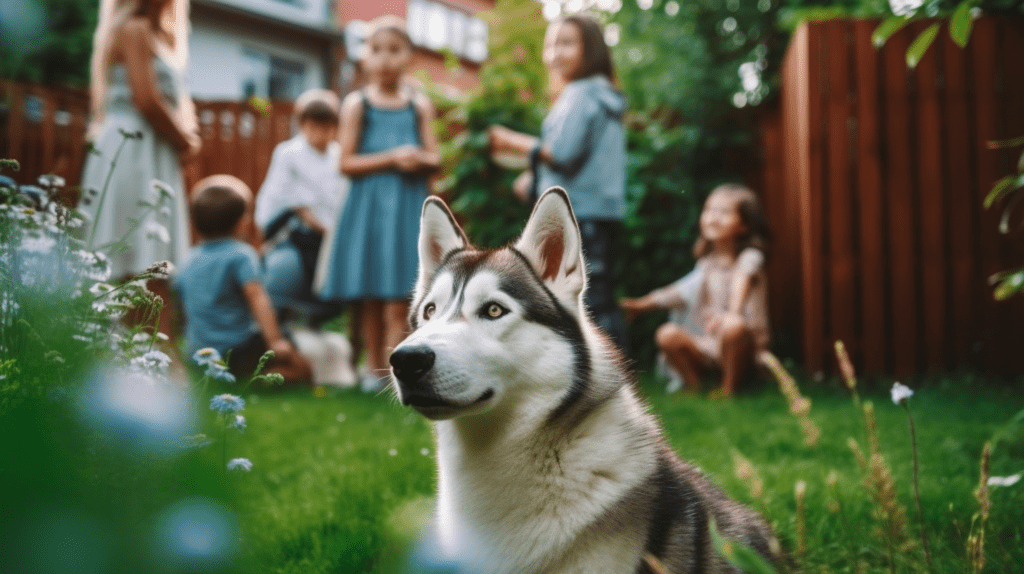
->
[[578, 219, 628, 353]]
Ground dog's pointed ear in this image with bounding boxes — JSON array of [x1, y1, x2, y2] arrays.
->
[[515, 187, 585, 304], [417, 196, 468, 289]]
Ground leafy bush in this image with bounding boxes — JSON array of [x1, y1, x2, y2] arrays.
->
[[0, 0, 100, 87]]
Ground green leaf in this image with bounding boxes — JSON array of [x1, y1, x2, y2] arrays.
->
[[986, 135, 1024, 150], [907, 23, 941, 68], [873, 16, 912, 48], [984, 175, 1019, 209], [708, 518, 779, 574], [950, 0, 978, 48], [992, 270, 1024, 300], [998, 188, 1024, 234]]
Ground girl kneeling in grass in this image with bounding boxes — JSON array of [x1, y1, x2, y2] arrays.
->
[[620, 184, 771, 398]]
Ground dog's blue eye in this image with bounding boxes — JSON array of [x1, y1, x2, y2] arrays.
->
[[423, 303, 436, 320], [482, 303, 507, 319]]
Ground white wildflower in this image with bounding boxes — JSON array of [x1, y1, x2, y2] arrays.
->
[[890, 382, 914, 405], [19, 234, 57, 254], [131, 350, 173, 375], [227, 458, 252, 472], [38, 174, 66, 188], [987, 474, 1021, 488], [144, 220, 170, 244]]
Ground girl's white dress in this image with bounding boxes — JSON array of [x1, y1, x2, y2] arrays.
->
[[80, 54, 191, 279]]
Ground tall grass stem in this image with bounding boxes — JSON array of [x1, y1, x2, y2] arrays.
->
[[903, 403, 933, 570], [86, 132, 134, 249]]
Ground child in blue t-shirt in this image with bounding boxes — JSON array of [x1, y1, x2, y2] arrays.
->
[[174, 175, 312, 383]]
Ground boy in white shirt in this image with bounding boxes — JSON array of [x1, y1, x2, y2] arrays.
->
[[256, 89, 349, 309]]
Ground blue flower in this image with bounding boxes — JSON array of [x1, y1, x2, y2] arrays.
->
[[192, 348, 222, 367], [227, 458, 252, 472], [210, 394, 244, 414], [228, 415, 246, 432], [205, 362, 236, 383]]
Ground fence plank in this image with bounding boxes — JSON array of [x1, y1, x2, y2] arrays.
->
[[970, 19, 1008, 373], [757, 110, 795, 356], [913, 21, 949, 372], [852, 20, 889, 375], [38, 90, 56, 174], [791, 25, 828, 376], [824, 21, 859, 369], [939, 27, 980, 369], [882, 26, 920, 376]]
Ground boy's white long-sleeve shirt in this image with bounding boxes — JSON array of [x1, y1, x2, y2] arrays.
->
[[255, 135, 349, 231]]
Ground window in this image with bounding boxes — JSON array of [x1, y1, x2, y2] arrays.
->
[[241, 48, 307, 100], [407, 0, 488, 63]]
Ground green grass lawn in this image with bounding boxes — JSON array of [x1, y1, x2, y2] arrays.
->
[[225, 375, 1024, 573]]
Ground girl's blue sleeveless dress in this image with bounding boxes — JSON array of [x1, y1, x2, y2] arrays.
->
[[318, 94, 428, 301]]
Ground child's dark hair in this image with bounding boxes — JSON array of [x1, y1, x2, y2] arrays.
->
[[558, 14, 616, 83], [693, 183, 771, 259], [299, 100, 339, 126], [192, 184, 247, 238], [293, 88, 341, 126]]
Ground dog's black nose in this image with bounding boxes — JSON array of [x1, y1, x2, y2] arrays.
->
[[390, 345, 435, 384]]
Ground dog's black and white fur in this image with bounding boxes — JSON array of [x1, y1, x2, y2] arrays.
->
[[390, 188, 783, 574]]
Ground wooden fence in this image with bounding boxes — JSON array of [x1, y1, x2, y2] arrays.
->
[[0, 81, 90, 191], [0, 80, 293, 197], [761, 17, 1024, 377]]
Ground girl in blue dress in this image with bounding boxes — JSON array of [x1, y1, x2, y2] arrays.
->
[[319, 16, 440, 392]]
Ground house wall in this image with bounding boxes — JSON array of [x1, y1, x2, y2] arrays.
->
[[337, 0, 494, 96], [188, 12, 328, 99], [212, 0, 334, 29]]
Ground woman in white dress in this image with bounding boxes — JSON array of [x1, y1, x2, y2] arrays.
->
[[80, 0, 198, 345]]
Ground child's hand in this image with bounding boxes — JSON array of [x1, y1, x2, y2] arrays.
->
[[512, 170, 533, 203], [392, 144, 423, 172], [269, 338, 298, 362], [180, 132, 202, 160]]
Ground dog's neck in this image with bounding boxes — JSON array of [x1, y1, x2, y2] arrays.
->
[[430, 384, 657, 573]]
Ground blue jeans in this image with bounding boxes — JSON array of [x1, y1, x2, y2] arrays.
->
[[579, 219, 628, 352]]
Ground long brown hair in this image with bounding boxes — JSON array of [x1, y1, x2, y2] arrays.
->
[[557, 14, 616, 83], [692, 183, 771, 260], [88, 0, 192, 140]]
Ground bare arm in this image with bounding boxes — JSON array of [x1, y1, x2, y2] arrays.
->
[[242, 281, 297, 358], [728, 273, 755, 315], [118, 19, 197, 153], [488, 126, 554, 164], [412, 92, 441, 171], [293, 206, 326, 235]]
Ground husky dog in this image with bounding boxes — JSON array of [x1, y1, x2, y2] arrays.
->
[[390, 188, 783, 574]]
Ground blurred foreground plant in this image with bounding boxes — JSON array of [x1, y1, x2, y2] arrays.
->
[[0, 156, 257, 573]]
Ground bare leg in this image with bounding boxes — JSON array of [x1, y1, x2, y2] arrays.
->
[[383, 300, 410, 362], [655, 323, 706, 393], [715, 315, 754, 397], [360, 300, 386, 374], [348, 303, 363, 374]]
